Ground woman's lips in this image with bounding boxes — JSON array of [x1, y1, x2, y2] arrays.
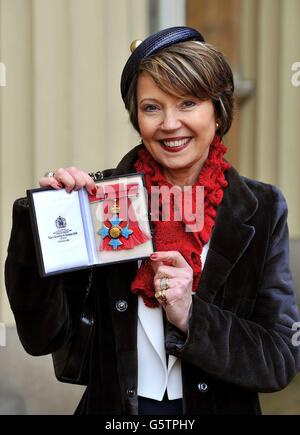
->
[[159, 137, 192, 153]]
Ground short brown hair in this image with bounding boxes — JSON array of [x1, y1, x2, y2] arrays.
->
[[124, 41, 234, 137]]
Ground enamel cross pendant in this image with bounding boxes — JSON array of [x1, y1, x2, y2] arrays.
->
[[98, 213, 133, 250], [89, 181, 150, 252]]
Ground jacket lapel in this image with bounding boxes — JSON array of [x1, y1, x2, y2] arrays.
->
[[138, 297, 167, 367], [199, 167, 258, 303]]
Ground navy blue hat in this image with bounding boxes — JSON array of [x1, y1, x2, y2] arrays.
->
[[120, 26, 205, 103]]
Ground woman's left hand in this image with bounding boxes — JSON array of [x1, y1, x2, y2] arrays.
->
[[151, 251, 193, 333]]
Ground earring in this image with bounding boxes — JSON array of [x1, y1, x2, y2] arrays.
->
[[216, 122, 220, 129]]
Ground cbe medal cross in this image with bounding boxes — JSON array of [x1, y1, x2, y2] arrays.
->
[[90, 182, 149, 252], [98, 199, 134, 250]]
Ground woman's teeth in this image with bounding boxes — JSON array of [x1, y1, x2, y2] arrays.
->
[[161, 138, 190, 147]]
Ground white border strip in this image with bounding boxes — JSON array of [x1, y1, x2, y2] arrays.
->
[[0, 62, 6, 87], [0, 322, 6, 347]]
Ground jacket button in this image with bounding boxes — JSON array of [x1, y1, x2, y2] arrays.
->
[[126, 388, 136, 398], [198, 382, 209, 393], [116, 300, 128, 312]]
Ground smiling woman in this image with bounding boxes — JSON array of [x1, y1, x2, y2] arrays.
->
[[5, 26, 300, 415], [124, 41, 234, 138], [124, 39, 234, 187], [136, 72, 216, 185]]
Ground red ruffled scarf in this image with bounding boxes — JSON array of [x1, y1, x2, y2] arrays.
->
[[131, 135, 231, 307]]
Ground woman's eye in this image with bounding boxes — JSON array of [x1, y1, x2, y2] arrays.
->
[[143, 104, 159, 112], [182, 100, 196, 108]]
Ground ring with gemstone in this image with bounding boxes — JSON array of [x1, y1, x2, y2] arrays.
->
[[44, 171, 55, 178], [160, 276, 169, 292]]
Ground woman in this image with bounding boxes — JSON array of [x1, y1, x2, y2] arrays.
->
[[5, 26, 300, 415]]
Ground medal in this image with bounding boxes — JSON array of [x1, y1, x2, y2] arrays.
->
[[89, 183, 149, 251], [98, 199, 134, 250]]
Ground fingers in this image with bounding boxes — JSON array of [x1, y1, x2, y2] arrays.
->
[[153, 263, 186, 279], [151, 252, 193, 331], [55, 167, 89, 193], [39, 176, 63, 190], [82, 172, 97, 195], [39, 167, 96, 194], [150, 251, 190, 269], [150, 259, 162, 275], [153, 275, 191, 308], [153, 275, 190, 294], [151, 251, 193, 306]]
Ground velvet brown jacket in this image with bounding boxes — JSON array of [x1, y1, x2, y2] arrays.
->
[[5, 145, 300, 415]]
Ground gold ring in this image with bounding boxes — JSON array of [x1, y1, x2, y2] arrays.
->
[[155, 289, 167, 303], [160, 277, 169, 292]]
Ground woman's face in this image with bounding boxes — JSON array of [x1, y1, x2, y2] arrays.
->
[[137, 72, 217, 181]]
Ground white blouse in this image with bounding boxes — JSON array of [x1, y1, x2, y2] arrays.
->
[[137, 243, 210, 401]]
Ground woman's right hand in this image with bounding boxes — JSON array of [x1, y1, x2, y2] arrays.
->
[[39, 167, 97, 195]]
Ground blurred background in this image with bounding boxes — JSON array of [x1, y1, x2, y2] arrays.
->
[[0, 0, 299, 414]]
